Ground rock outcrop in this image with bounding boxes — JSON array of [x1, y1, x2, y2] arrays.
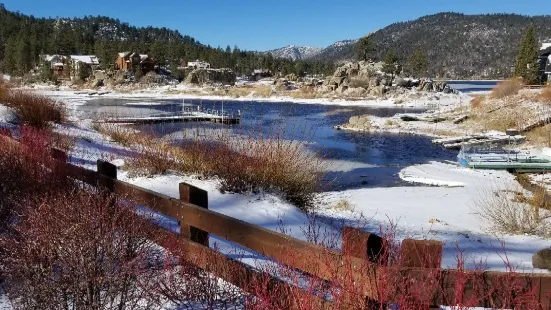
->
[[318, 61, 456, 98], [185, 68, 236, 86], [533, 248, 551, 271], [344, 115, 372, 130]]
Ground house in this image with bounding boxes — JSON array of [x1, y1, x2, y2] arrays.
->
[[186, 60, 211, 69], [539, 43, 551, 84], [70, 55, 100, 79], [115, 52, 156, 74], [250, 69, 273, 81], [40, 54, 67, 75]]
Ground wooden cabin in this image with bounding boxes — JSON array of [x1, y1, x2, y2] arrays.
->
[[539, 44, 551, 84], [115, 52, 155, 74]]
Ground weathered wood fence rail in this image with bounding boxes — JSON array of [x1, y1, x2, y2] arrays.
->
[[2, 131, 551, 309]]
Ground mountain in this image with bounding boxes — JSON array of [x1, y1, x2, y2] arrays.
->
[[310, 39, 358, 63], [267, 45, 323, 61], [313, 13, 551, 79]]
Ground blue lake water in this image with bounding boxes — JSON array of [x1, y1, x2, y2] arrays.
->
[[447, 80, 498, 93], [80, 98, 458, 190]]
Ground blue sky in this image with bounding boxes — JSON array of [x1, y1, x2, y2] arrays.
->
[[1, 0, 548, 51]]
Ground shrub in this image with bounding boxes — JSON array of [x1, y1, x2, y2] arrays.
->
[[0, 188, 162, 310], [470, 95, 484, 108], [490, 79, 523, 99], [538, 85, 551, 103], [0, 127, 74, 233], [95, 121, 326, 210], [2, 89, 66, 128], [475, 187, 551, 236]]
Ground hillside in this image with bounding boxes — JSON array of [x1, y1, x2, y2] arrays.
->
[[315, 13, 551, 79], [0, 4, 334, 78], [267, 45, 323, 61]]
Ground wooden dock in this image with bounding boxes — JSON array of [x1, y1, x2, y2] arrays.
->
[[100, 106, 240, 125]]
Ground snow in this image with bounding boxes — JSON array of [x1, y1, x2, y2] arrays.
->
[[53, 116, 550, 274], [1, 74, 10, 81], [2, 89, 551, 308], [32, 86, 469, 109]]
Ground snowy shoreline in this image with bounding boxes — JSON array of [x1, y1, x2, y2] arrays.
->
[[26, 84, 470, 109], [1, 87, 549, 275]]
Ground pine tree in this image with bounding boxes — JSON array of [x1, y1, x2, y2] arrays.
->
[[408, 50, 428, 78], [514, 25, 540, 84], [4, 36, 17, 75], [355, 35, 376, 62], [382, 50, 401, 82], [16, 31, 32, 75], [134, 64, 143, 81]]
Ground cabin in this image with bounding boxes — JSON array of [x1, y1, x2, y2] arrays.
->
[[186, 60, 211, 69], [41, 54, 67, 76], [115, 52, 156, 74], [70, 55, 100, 79], [539, 43, 551, 84]]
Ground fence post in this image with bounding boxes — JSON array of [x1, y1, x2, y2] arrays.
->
[[97, 160, 117, 191], [342, 227, 386, 308], [51, 148, 68, 162], [179, 182, 209, 246], [342, 227, 385, 263], [400, 239, 443, 309]]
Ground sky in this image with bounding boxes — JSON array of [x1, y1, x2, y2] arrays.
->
[[1, 0, 548, 51]]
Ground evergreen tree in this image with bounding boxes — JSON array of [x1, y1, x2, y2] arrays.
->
[[4, 36, 17, 74], [134, 64, 143, 81], [407, 50, 428, 78], [16, 31, 32, 75], [38, 59, 53, 82], [382, 50, 401, 82], [514, 25, 540, 84], [355, 35, 376, 61]]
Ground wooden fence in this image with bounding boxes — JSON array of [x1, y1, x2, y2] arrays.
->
[[3, 132, 551, 309]]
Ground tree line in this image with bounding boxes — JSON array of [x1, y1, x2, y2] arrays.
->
[[0, 4, 335, 78], [355, 24, 545, 84]]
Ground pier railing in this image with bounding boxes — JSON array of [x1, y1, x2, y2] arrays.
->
[[2, 131, 551, 309]]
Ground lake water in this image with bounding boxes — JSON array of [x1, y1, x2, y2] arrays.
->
[[447, 80, 498, 93], [80, 98, 458, 190]]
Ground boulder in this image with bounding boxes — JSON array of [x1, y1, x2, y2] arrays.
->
[[396, 78, 411, 88], [344, 87, 367, 97], [185, 68, 236, 86], [285, 73, 298, 82], [533, 248, 551, 270]]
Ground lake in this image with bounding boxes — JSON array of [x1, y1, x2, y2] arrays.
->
[[79, 98, 458, 190]]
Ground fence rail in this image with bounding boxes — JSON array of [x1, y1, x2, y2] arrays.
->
[[2, 131, 551, 309]]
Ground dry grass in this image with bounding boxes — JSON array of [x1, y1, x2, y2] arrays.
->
[[0, 87, 66, 129], [94, 123, 326, 209], [470, 95, 485, 108], [332, 199, 353, 211], [51, 132, 76, 152], [253, 85, 274, 98], [538, 86, 551, 103], [288, 86, 317, 99], [475, 187, 551, 237], [490, 79, 523, 99], [524, 124, 551, 147]]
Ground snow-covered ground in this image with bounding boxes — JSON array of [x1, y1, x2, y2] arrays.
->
[[1, 90, 550, 309], [28, 84, 469, 109]]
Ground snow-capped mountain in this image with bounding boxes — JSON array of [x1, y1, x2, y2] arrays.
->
[[310, 39, 358, 62], [268, 40, 358, 62], [267, 45, 323, 61]]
